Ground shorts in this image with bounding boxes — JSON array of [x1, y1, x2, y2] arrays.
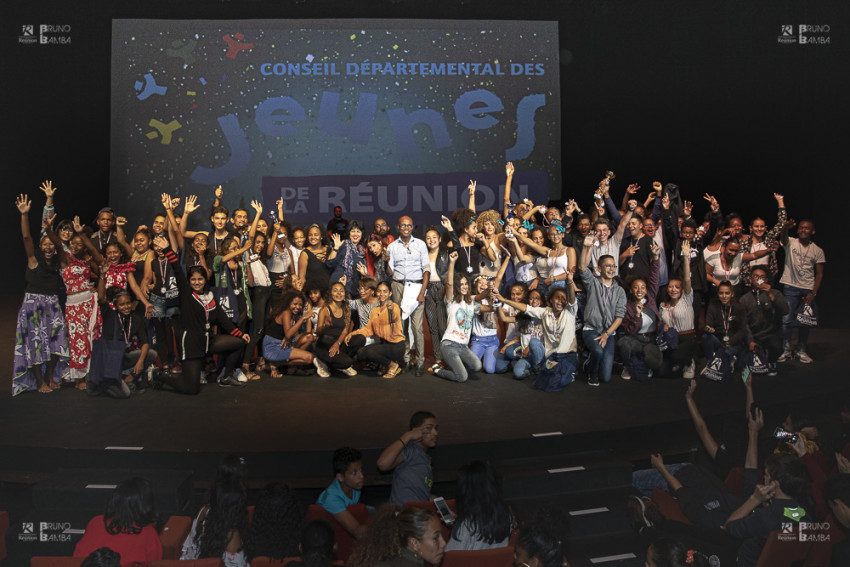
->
[[150, 293, 180, 319], [263, 335, 293, 362]]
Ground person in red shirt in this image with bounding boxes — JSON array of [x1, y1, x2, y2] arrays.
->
[[74, 477, 163, 567]]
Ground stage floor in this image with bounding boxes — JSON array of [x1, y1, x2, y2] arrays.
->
[[1, 294, 847, 480]]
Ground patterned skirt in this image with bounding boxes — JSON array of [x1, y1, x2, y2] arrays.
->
[[12, 293, 70, 395], [65, 290, 102, 380]]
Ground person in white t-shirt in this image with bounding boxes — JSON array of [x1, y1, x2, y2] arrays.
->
[[778, 219, 825, 363], [429, 251, 489, 383]]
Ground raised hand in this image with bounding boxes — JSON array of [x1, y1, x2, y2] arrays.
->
[[652, 181, 663, 193], [505, 162, 514, 176], [250, 199, 263, 214], [626, 183, 640, 195], [703, 193, 719, 213], [682, 239, 691, 257], [628, 199, 638, 211], [662, 193, 670, 210], [152, 235, 169, 251], [72, 216, 84, 233], [214, 185, 223, 199], [356, 262, 368, 276], [15, 194, 31, 214], [449, 250, 458, 263], [161, 193, 172, 209], [116, 216, 127, 227], [583, 233, 595, 247], [43, 213, 56, 230], [683, 200, 693, 217], [774, 193, 785, 207], [468, 180, 477, 194], [170, 197, 181, 209], [331, 233, 342, 249], [440, 215, 453, 231], [184, 195, 199, 213], [649, 241, 661, 258], [39, 180, 57, 199]]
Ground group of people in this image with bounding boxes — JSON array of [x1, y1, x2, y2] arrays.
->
[[13, 165, 824, 395], [70, 403, 850, 566]]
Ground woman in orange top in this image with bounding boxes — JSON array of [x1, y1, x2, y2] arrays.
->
[[345, 282, 406, 379]]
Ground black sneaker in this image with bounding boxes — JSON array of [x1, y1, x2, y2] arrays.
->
[[219, 375, 246, 388], [588, 374, 600, 387]]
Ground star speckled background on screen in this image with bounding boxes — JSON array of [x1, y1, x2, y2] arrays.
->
[[111, 19, 560, 227]]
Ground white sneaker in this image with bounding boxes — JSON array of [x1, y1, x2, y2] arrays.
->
[[683, 360, 695, 379], [796, 351, 813, 364], [777, 349, 794, 363], [313, 357, 331, 378], [621, 367, 631, 380], [340, 366, 358, 377], [234, 369, 248, 383]]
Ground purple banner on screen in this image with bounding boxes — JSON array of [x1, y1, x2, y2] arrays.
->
[[261, 171, 547, 226]]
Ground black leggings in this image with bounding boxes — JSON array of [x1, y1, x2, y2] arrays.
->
[[158, 335, 245, 395], [423, 282, 447, 360], [316, 334, 360, 370], [244, 285, 273, 365], [356, 340, 406, 366]]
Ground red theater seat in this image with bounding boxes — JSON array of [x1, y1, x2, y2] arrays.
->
[[30, 559, 84, 567], [441, 546, 515, 567], [305, 503, 370, 563]]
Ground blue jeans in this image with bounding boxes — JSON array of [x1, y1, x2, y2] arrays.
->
[[436, 339, 482, 383], [632, 463, 689, 498], [470, 333, 499, 374], [494, 338, 545, 379], [582, 329, 616, 383], [702, 333, 743, 361], [781, 285, 810, 351]]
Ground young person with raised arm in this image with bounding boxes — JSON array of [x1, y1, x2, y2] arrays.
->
[[579, 231, 626, 386]]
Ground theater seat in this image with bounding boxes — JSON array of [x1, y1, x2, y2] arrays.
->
[[650, 487, 691, 525], [251, 557, 344, 566], [0, 510, 8, 561], [305, 503, 370, 563], [159, 515, 192, 560], [149, 559, 225, 567], [755, 527, 812, 567], [441, 546, 514, 567], [30, 558, 83, 567]]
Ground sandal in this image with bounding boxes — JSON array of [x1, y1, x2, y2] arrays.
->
[[247, 371, 261, 381], [255, 359, 268, 372], [270, 368, 284, 379], [382, 364, 403, 379]]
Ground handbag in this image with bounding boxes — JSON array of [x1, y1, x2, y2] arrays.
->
[[212, 285, 240, 324], [743, 345, 769, 374], [89, 316, 126, 384], [656, 326, 680, 351], [794, 300, 818, 327], [532, 352, 578, 392], [701, 347, 734, 382]]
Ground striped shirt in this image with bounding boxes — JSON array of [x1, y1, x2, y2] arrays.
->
[[660, 290, 694, 332]]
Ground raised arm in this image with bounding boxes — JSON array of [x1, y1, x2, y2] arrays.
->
[[620, 183, 639, 214], [247, 199, 263, 239], [614, 205, 634, 242], [113, 217, 135, 259], [515, 231, 551, 257], [578, 233, 594, 272], [502, 162, 514, 218], [467, 180, 477, 214], [221, 237, 253, 263], [684, 380, 720, 459], [681, 240, 693, 295], [16, 195, 37, 266], [72, 216, 105, 266], [445, 251, 457, 302], [179, 195, 204, 239], [39, 180, 56, 237]]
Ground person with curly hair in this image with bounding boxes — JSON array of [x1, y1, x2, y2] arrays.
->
[[348, 505, 445, 567], [313, 282, 358, 377], [286, 519, 337, 567], [74, 477, 162, 567], [243, 482, 303, 562]]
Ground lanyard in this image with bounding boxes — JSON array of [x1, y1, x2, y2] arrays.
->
[[158, 257, 168, 286], [601, 283, 613, 307], [721, 305, 731, 339], [192, 292, 214, 322], [118, 314, 131, 346], [98, 232, 111, 249]]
